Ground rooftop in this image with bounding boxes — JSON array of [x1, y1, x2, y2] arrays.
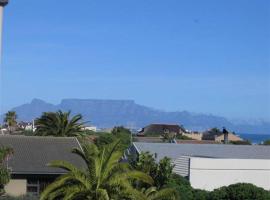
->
[[0, 135, 85, 174], [133, 142, 270, 161]]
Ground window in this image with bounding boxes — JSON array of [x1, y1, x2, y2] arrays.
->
[[27, 179, 40, 195]]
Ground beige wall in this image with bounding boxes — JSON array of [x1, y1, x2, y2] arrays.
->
[[183, 133, 202, 140], [5, 179, 27, 197], [215, 133, 243, 142]]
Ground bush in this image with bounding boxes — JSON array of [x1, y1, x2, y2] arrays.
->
[[166, 174, 194, 200], [263, 139, 270, 145], [209, 183, 270, 200], [230, 140, 251, 145], [176, 135, 193, 140], [193, 189, 209, 200]]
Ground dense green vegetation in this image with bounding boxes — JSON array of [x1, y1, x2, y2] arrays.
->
[[93, 126, 131, 152], [0, 147, 13, 195], [263, 139, 270, 145], [176, 134, 193, 140], [35, 110, 84, 137], [230, 140, 251, 145]]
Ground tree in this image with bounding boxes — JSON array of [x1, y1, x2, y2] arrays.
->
[[132, 152, 174, 189], [0, 147, 13, 195], [40, 141, 153, 200], [4, 111, 17, 133], [35, 110, 84, 137], [94, 126, 132, 152]]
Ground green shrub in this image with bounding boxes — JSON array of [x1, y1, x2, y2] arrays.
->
[[230, 140, 251, 145], [263, 139, 270, 145], [209, 183, 270, 200], [176, 134, 193, 140], [193, 189, 209, 200], [166, 174, 194, 200]]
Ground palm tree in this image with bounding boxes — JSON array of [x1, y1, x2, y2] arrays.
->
[[40, 141, 154, 200], [0, 147, 13, 195], [35, 110, 84, 137], [4, 111, 17, 133]]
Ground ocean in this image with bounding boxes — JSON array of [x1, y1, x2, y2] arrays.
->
[[239, 134, 270, 144]]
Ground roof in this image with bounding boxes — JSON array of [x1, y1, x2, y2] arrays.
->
[[138, 124, 184, 135], [176, 140, 219, 144], [133, 137, 164, 143], [133, 142, 270, 161], [0, 135, 85, 175]]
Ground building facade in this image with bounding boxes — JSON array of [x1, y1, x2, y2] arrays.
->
[[0, 135, 85, 196]]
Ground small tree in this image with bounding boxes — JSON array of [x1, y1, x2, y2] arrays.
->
[[4, 111, 17, 133], [0, 147, 13, 196], [132, 152, 175, 189]]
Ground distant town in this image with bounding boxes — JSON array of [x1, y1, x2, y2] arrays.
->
[[0, 110, 270, 199]]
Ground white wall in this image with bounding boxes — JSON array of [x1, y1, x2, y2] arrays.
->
[[189, 157, 270, 191]]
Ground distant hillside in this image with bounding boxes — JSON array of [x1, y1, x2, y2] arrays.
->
[[1, 98, 270, 134]]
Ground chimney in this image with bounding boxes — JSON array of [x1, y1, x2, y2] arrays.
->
[[223, 127, 229, 144]]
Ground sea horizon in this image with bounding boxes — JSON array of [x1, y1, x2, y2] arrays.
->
[[239, 133, 270, 144]]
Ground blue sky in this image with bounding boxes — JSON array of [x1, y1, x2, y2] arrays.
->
[[1, 0, 269, 121]]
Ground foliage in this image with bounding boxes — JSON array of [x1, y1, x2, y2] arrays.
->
[[202, 128, 222, 140], [132, 152, 174, 189], [3, 111, 17, 133], [192, 189, 209, 200], [41, 141, 153, 200], [0, 147, 13, 196], [230, 140, 251, 145], [209, 183, 270, 200], [94, 126, 131, 152], [94, 133, 116, 147], [176, 134, 193, 140], [166, 174, 194, 200], [161, 131, 176, 143], [35, 110, 84, 137], [111, 126, 131, 135], [139, 186, 178, 200], [19, 130, 35, 136], [263, 139, 270, 145]]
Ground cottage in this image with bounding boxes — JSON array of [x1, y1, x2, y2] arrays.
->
[[130, 142, 270, 191], [0, 135, 85, 197]]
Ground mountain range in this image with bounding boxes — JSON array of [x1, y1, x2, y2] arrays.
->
[[1, 98, 270, 134]]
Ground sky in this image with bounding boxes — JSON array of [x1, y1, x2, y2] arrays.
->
[[0, 0, 269, 121]]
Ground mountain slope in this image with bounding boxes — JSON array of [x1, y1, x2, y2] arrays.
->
[[1, 98, 269, 134]]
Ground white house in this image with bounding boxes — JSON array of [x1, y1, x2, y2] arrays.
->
[[130, 142, 270, 191]]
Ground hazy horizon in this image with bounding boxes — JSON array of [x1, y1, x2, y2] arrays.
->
[[1, 0, 269, 121]]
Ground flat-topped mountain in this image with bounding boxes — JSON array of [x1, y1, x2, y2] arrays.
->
[[1, 98, 270, 134]]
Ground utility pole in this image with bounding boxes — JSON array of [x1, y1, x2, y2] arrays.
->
[[0, 0, 8, 135], [0, 0, 8, 58]]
